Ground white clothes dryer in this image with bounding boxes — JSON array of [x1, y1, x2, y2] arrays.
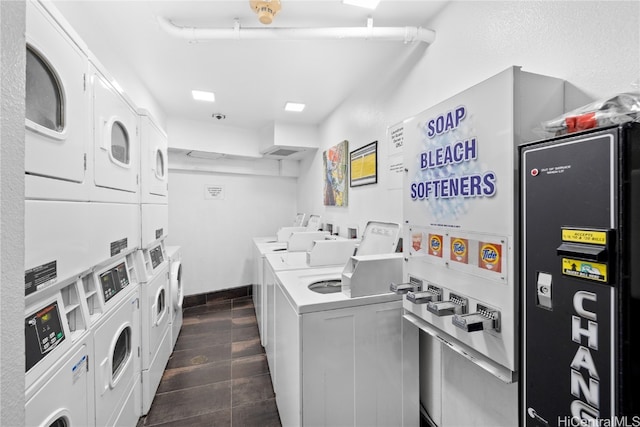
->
[[165, 246, 184, 348], [91, 256, 142, 427], [89, 58, 140, 204], [133, 241, 171, 415], [25, 332, 94, 427], [25, 0, 91, 202], [139, 111, 168, 205], [25, 273, 96, 426]]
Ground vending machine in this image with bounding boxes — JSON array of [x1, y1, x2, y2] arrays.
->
[[521, 123, 640, 425], [398, 66, 564, 426]]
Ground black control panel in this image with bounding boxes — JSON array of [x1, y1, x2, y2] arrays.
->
[[150, 245, 164, 270], [25, 302, 65, 372], [100, 261, 130, 303]]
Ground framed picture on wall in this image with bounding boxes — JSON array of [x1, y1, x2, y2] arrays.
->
[[323, 140, 349, 206], [350, 141, 377, 187]]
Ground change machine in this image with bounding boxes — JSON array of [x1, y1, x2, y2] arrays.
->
[[521, 123, 640, 425], [398, 67, 564, 426]]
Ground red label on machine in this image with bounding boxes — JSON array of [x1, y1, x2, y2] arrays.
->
[[429, 234, 443, 257], [450, 237, 468, 264], [478, 242, 502, 272]]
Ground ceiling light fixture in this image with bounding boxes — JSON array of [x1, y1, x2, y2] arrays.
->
[[192, 90, 215, 102], [250, 0, 282, 25], [285, 102, 305, 112], [342, 0, 381, 10]]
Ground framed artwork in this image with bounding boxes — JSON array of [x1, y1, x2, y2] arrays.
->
[[323, 140, 348, 206], [350, 141, 378, 187]]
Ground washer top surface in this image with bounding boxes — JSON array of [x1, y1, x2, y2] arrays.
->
[[276, 266, 400, 315], [255, 240, 288, 255], [265, 252, 316, 272], [253, 236, 277, 245], [165, 245, 181, 261]]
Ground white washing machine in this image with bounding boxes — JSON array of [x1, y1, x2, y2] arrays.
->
[[139, 110, 168, 205], [25, 273, 96, 426], [165, 246, 184, 348], [25, 0, 91, 202], [89, 56, 140, 204], [91, 256, 142, 427], [273, 265, 415, 427]]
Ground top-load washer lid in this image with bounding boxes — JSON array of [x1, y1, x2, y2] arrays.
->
[[305, 215, 322, 231], [356, 221, 401, 256], [293, 213, 306, 227]]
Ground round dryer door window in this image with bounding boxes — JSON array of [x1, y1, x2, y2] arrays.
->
[[49, 417, 69, 427], [112, 326, 131, 377], [155, 149, 165, 178], [110, 122, 130, 165], [26, 46, 64, 132]]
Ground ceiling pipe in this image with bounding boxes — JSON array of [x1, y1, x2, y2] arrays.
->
[[156, 16, 436, 45]]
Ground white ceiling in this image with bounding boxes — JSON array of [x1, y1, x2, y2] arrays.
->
[[52, 0, 448, 131]]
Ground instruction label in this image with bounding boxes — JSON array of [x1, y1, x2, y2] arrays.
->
[[72, 354, 88, 384], [25, 260, 57, 295], [562, 258, 607, 283], [110, 238, 128, 257], [562, 229, 607, 245]]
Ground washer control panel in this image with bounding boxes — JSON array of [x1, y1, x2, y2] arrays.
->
[[25, 301, 65, 372], [100, 261, 130, 303], [150, 245, 164, 270]]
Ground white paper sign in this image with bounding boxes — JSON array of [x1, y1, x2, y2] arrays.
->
[[388, 124, 405, 156], [388, 153, 404, 190], [204, 184, 225, 200]]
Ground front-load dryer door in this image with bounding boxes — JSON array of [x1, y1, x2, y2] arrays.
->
[[141, 116, 168, 200], [25, 2, 88, 187], [92, 67, 139, 196]]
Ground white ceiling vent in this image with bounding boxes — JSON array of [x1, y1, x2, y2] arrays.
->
[[186, 150, 225, 160], [260, 145, 309, 159]]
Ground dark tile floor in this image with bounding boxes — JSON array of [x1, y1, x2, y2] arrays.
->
[[137, 296, 282, 427]]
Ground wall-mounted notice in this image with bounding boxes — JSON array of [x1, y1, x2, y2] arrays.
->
[[204, 184, 225, 200], [388, 123, 405, 189]]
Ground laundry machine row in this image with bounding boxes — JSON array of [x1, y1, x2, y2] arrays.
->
[[25, 250, 142, 427]]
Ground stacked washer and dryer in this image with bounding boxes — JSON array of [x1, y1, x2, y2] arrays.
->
[[23, 1, 182, 425], [133, 110, 173, 415]]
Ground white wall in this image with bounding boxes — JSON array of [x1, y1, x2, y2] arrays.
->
[[297, 0, 640, 236], [0, 1, 26, 425], [166, 170, 297, 296]]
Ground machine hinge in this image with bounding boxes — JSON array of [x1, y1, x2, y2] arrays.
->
[[138, 346, 141, 358], [83, 73, 86, 91], [136, 174, 139, 185], [84, 153, 87, 171], [86, 355, 90, 372]]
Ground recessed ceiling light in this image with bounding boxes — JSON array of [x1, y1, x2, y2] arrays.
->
[[192, 90, 215, 102], [285, 102, 305, 112], [342, 0, 380, 10]]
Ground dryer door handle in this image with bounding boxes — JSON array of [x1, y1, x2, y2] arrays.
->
[[100, 356, 109, 395]]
